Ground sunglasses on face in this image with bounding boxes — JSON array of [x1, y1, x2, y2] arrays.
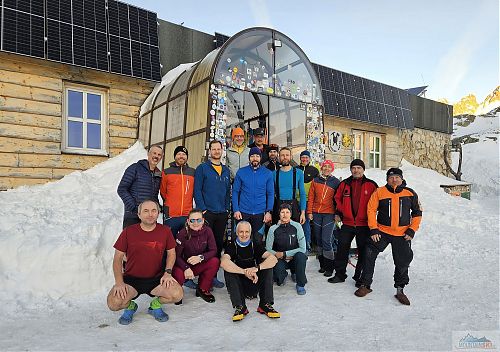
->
[[189, 218, 203, 224]]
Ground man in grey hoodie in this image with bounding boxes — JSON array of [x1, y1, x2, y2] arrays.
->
[[226, 126, 250, 180]]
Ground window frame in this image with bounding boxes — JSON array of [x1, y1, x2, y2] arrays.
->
[[369, 133, 382, 169], [353, 131, 364, 160], [62, 83, 109, 156]]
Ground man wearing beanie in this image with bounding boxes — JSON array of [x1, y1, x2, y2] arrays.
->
[[354, 167, 422, 305], [263, 144, 280, 171], [160, 146, 195, 237], [227, 127, 250, 180], [329, 158, 378, 287], [232, 147, 274, 241], [296, 150, 319, 253]]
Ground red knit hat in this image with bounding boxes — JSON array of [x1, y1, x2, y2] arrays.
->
[[321, 160, 335, 172]]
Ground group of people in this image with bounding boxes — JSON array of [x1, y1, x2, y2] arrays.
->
[[108, 127, 423, 325]]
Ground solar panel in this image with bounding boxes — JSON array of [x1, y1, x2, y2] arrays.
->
[[313, 63, 413, 129], [1, 0, 161, 81]]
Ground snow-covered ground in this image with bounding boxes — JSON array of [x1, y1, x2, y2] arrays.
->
[[0, 139, 498, 350]]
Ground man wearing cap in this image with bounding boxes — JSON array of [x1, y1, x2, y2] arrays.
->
[[248, 127, 270, 164], [160, 146, 195, 237], [232, 147, 274, 241], [296, 150, 319, 252], [329, 159, 378, 286], [118, 145, 163, 229], [266, 203, 308, 295], [263, 144, 280, 171], [227, 127, 250, 180], [355, 168, 422, 305]]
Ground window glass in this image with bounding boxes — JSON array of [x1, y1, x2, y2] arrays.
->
[[166, 96, 185, 140], [269, 98, 304, 147], [68, 121, 83, 148], [87, 123, 101, 149], [68, 90, 83, 118], [138, 114, 151, 147], [87, 93, 101, 120], [150, 105, 167, 145], [214, 29, 273, 94], [369, 135, 381, 169]]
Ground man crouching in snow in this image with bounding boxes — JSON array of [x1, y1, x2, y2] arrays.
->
[[107, 200, 183, 325], [354, 168, 422, 305]]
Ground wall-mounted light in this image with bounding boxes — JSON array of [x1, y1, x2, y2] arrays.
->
[[274, 39, 282, 48]]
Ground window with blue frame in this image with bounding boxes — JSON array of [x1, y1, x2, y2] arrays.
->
[[63, 85, 107, 155]]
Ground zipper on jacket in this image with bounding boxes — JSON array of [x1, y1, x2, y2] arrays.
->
[[388, 199, 392, 221], [399, 199, 402, 219], [180, 167, 184, 212]]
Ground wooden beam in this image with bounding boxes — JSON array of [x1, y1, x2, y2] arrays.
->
[[0, 96, 61, 116], [0, 177, 50, 190], [0, 122, 61, 142], [0, 111, 62, 129], [18, 153, 107, 169], [0, 136, 61, 154]]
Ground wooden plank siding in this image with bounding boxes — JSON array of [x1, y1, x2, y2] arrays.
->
[[0, 52, 155, 190]]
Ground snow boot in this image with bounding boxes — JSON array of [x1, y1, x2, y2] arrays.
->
[[395, 287, 410, 305], [354, 285, 372, 297], [118, 301, 137, 325], [317, 255, 325, 273], [257, 303, 280, 318], [232, 305, 249, 322], [327, 275, 345, 284], [323, 258, 334, 277], [148, 297, 169, 322]]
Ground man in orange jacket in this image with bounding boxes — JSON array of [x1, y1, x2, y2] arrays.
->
[[355, 168, 422, 305], [160, 146, 195, 237]]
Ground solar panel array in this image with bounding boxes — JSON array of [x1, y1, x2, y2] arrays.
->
[[0, 0, 161, 81], [313, 63, 413, 129]]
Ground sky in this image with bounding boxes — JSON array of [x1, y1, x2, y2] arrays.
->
[[126, 0, 499, 104]]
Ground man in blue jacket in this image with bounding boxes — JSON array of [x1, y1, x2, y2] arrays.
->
[[194, 140, 231, 280], [232, 147, 274, 241], [117, 145, 163, 229]]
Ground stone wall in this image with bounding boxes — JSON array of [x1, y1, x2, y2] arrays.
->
[[400, 128, 451, 176]]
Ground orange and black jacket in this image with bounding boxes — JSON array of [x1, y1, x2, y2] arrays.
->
[[334, 176, 378, 227], [307, 175, 340, 214], [160, 162, 195, 218], [367, 182, 422, 237]]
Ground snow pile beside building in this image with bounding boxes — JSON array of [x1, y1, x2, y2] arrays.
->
[[0, 142, 147, 302]]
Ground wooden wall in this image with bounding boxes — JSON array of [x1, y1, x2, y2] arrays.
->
[[323, 115, 402, 169], [0, 52, 155, 190]]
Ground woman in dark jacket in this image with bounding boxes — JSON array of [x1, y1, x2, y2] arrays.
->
[[172, 209, 220, 303]]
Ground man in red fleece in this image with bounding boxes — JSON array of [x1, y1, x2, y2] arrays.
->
[[328, 159, 378, 287]]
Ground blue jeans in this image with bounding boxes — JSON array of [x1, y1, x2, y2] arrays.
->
[[164, 216, 187, 238], [302, 217, 312, 250], [273, 252, 308, 287], [312, 213, 336, 260]]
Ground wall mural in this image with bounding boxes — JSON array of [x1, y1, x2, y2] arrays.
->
[[305, 103, 325, 164]]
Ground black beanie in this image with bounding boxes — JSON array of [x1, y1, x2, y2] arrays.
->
[[350, 159, 365, 170], [386, 168, 403, 179], [174, 146, 188, 158]]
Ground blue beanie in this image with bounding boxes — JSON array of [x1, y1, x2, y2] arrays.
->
[[300, 150, 311, 158], [249, 147, 262, 158]]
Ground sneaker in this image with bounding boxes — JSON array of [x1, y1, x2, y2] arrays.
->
[[327, 275, 345, 284], [118, 301, 137, 325], [395, 288, 410, 305], [291, 273, 296, 283], [196, 287, 216, 303], [296, 284, 306, 295], [212, 277, 225, 288], [232, 305, 249, 322], [183, 279, 197, 289], [148, 307, 169, 322], [257, 303, 281, 318], [354, 285, 372, 297]]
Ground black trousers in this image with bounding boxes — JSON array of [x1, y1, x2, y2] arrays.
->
[[333, 225, 370, 281], [204, 211, 228, 258], [122, 214, 140, 229], [224, 269, 274, 308], [239, 213, 265, 242], [273, 252, 308, 287], [360, 232, 414, 288]]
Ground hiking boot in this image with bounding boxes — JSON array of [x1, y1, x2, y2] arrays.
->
[[212, 277, 225, 288], [323, 258, 334, 277], [148, 307, 169, 322], [323, 270, 333, 277], [118, 301, 137, 325], [257, 303, 281, 318], [232, 305, 249, 322], [354, 285, 372, 297], [318, 268, 326, 274], [196, 287, 216, 303], [327, 275, 345, 284], [296, 284, 306, 295], [183, 279, 197, 289], [395, 287, 410, 305]]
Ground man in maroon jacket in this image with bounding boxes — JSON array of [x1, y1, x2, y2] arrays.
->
[[328, 159, 378, 286]]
